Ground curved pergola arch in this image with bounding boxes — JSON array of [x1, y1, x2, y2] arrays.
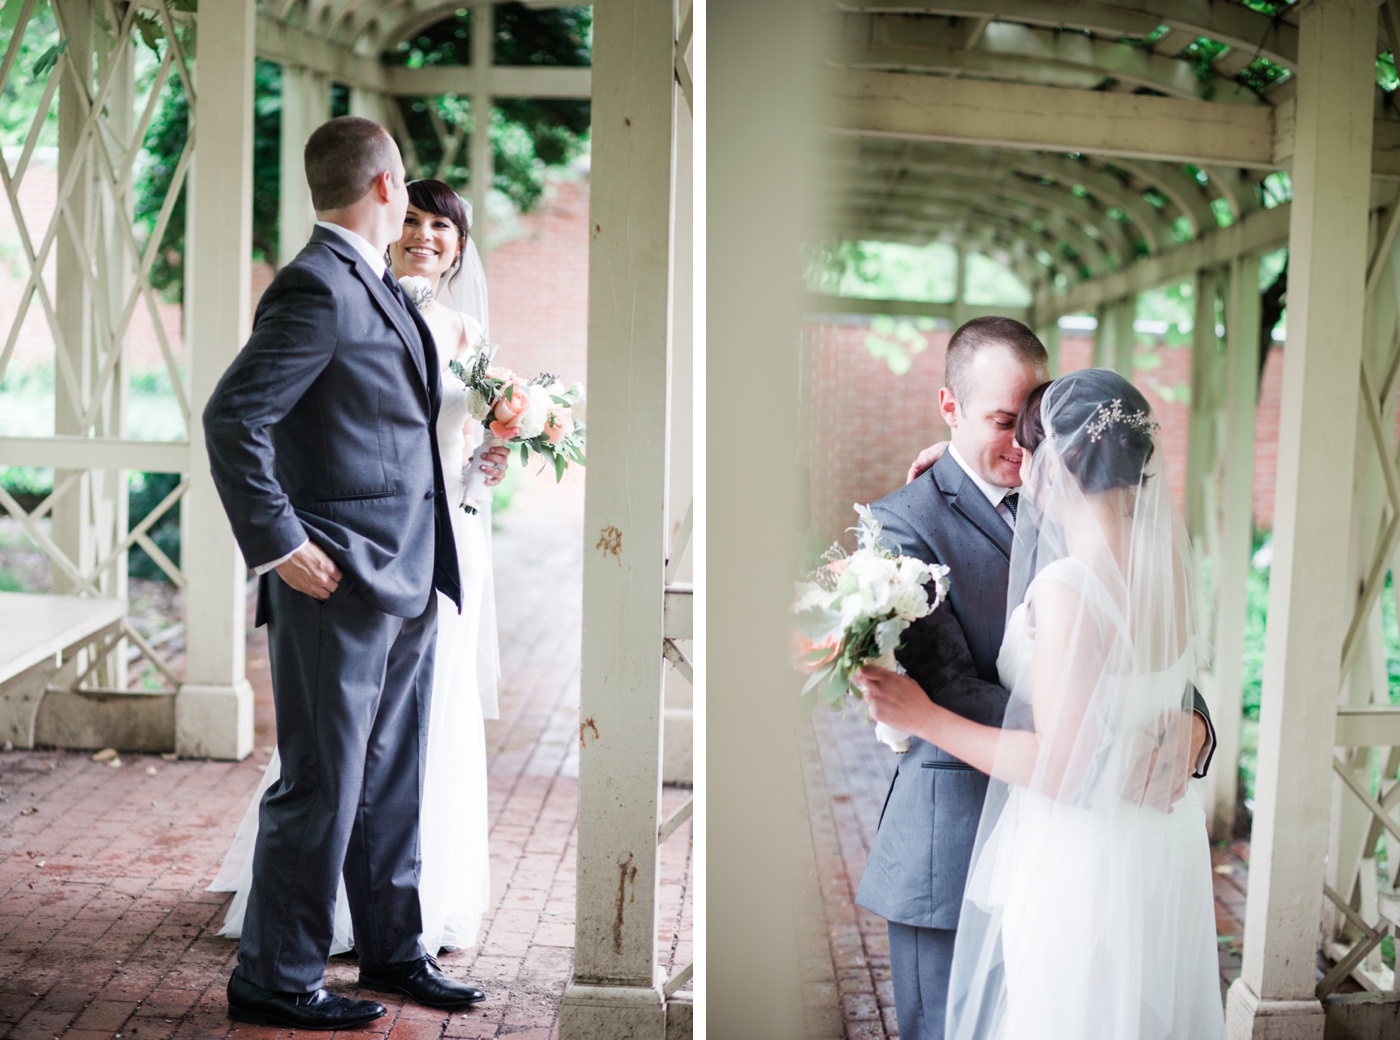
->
[[830, 179, 1115, 275], [833, 19, 1266, 105]]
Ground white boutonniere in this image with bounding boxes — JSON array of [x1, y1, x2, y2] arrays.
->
[[398, 275, 434, 311]]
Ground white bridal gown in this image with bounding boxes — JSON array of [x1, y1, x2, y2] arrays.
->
[[209, 310, 499, 957], [956, 559, 1226, 1040]]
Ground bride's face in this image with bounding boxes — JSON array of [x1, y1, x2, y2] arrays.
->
[[391, 204, 461, 282]]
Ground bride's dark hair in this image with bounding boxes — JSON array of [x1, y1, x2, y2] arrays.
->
[[1056, 370, 1157, 493], [1019, 370, 1156, 494], [402, 179, 471, 285]]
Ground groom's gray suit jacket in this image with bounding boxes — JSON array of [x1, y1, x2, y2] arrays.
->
[[855, 452, 1216, 931], [855, 452, 1016, 930], [204, 225, 460, 618]]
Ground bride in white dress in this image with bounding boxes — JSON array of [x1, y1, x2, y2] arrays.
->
[[863, 369, 1225, 1040], [211, 180, 504, 957]]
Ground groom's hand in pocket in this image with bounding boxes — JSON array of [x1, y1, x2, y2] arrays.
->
[[276, 541, 342, 600]]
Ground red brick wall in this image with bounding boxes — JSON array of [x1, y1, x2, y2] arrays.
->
[[800, 318, 1287, 549]]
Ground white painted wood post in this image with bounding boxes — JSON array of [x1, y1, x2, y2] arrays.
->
[[1039, 317, 1061, 377], [1185, 270, 1220, 544], [708, 0, 816, 1036], [558, 0, 674, 1034], [1225, 2, 1378, 1036], [177, 0, 256, 761], [1114, 297, 1136, 375], [469, 1, 493, 255], [277, 65, 327, 268], [1207, 253, 1260, 841], [1092, 301, 1113, 368], [662, 65, 693, 788], [51, 3, 95, 598]]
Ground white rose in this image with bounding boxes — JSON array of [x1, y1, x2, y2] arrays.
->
[[892, 583, 930, 621], [466, 388, 493, 423], [397, 275, 434, 310], [518, 390, 550, 440]]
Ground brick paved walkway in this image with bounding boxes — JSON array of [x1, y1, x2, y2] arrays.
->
[[0, 475, 693, 1039], [798, 705, 1249, 1040]]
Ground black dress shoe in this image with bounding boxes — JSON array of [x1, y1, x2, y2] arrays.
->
[[227, 971, 387, 1030], [359, 955, 487, 1009]]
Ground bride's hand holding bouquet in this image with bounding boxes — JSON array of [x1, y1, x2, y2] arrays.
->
[[449, 348, 587, 513], [791, 505, 950, 752]]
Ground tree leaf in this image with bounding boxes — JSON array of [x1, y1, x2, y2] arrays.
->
[[553, 452, 566, 482], [32, 38, 69, 79]]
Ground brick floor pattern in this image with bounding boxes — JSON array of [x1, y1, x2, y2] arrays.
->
[[799, 705, 1249, 1040], [0, 477, 693, 1039]]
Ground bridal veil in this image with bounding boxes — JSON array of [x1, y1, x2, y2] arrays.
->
[[946, 368, 1221, 1040]]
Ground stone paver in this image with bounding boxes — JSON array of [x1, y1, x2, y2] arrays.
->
[[0, 474, 692, 1039], [800, 704, 1251, 1039]]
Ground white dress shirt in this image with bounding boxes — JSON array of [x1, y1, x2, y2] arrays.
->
[[947, 443, 1017, 529]]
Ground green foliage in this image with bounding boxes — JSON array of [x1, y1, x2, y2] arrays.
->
[[1181, 37, 1229, 98], [863, 315, 933, 376], [127, 472, 180, 581], [0, 466, 53, 511], [805, 239, 1030, 307], [1379, 52, 1399, 94], [0, 3, 60, 144], [387, 5, 591, 211], [1236, 56, 1290, 95]]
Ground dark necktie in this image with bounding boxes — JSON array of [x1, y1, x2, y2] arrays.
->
[[1002, 492, 1018, 521], [382, 270, 408, 310]]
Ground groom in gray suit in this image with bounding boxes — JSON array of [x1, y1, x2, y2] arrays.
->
[[204, 117, 485, 1030], [855, 317, 1216, 1040]]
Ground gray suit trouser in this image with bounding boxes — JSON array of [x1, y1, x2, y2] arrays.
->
[[889, 922, 956, 1040], [236, 575, 436, 993]]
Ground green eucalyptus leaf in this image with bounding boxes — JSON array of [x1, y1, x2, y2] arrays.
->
[[32, 38, 69, 78]]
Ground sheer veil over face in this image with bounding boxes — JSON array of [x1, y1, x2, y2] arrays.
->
[[947, 368, 1217, 1040]]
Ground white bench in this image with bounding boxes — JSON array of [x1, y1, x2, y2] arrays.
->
[[0, 592, 128, 748]]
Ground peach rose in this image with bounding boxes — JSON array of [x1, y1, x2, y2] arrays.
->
[[543, 407, 573, 445], [791, 632, 840, 673], [490, 381, 530, 440]]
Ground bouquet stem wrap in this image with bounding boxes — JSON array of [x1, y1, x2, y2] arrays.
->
[[461, 431, 505, 515]]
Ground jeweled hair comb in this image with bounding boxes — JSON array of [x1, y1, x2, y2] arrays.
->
[[1085, 399, 1161, 443]]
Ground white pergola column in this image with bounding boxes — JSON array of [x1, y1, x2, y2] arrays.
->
[[1207, 253, 1261, 840], [1225, 2, 1378, 1036], [1186, 269, 1221, 543], [469, 1, 494, 254], [1112, 296, 1135, 375], [558, 0, 675, 1034], [1039, 317, 1061, 377], [278, 65, 328, 268], [709, 0, 813, 1036], [177, 0, 256, 760], [662, 65, 693, 788], [1092, 301, 1113, 368], [52, 5, 95, 599]]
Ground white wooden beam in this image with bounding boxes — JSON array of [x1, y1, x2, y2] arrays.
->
[[1035, 202, 1290, 317], [1226, 2, 1378, 1033], [255, 12, 387, 91], [804, 294, 1030, 322], [383, 63, 591, 99], [0, 437, 190, 473], [834, 0, 1299, 70], [826, 67, 1277, 167]]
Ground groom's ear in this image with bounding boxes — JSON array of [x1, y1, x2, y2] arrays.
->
[[938, 387, 959, 430]]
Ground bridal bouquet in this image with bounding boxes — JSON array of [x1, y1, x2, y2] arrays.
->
[[792, 505, 950, 753], [448, 348, 587, 513]]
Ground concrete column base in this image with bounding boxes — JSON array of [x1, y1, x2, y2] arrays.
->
[[175, 680, 254, 760], [1227, 978, 1326, 1040], [559, 982, 665, 1040]]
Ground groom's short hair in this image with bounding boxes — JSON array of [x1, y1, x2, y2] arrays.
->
[[305, 116, 399, 212], [944, 316, 1048, 405]]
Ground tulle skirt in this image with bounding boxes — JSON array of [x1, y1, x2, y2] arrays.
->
[[953, 782, 1225, 1040], [209, 506, 494, 956]]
